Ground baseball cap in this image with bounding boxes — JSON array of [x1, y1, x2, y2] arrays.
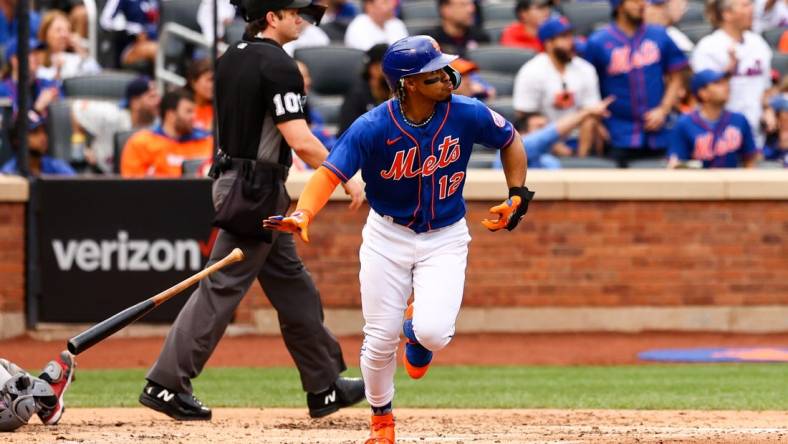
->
[[647, 0, 667, 4], [122, 76, 152, 108], [690, 69, 728, 96], [538, 16, 573, 43], [230, 0, 313, 22], [609, 0, 622, 12], [770, 94, 788, 113], [450, 58, 479, 75], [4, 38, 43, 59]]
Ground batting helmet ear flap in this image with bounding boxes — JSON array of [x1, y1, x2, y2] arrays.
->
[[444, 65, 461, 90]]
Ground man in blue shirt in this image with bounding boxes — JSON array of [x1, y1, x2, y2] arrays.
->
[[1, 110, 75, 176], [668, 70, 757, 169]]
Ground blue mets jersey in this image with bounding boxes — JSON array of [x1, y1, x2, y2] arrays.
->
[[669, 110, 756, 168], [324, 94, 515, 233], [583, 24, 688, 149]]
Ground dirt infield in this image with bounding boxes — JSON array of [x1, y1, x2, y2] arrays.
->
[[6, 408, 787, 443], [4, 332, 788, 369]]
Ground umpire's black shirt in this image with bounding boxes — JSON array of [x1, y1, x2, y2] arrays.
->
[[215, 36, 307, 162]]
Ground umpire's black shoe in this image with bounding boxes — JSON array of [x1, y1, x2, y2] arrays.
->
[[307, 376, 365, 418], [139, 381, 212, 421]]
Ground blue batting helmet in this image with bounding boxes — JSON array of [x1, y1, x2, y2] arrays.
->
[[382, 35, 461, 91]]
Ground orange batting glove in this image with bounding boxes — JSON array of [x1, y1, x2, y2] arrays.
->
[[263, 210, 312, 242], [481, 186, 535, 231]]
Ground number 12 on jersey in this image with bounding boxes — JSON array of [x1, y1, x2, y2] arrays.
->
[[438, 172, 464, 199]]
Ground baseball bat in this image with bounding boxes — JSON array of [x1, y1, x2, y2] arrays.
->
[[66, 248, 245, 355]]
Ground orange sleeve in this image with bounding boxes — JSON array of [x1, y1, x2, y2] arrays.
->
[[780, 31, 788, 54], [295, 166, 342, 220], [120, 134, 150, 178]]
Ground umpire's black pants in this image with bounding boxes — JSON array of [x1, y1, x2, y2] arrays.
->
[[146, 171, 346, 394]]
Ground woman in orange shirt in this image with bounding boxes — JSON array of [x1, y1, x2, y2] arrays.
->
[[186, 58, 214, 131]]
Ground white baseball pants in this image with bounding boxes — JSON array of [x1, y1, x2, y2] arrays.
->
[[359, 210, 471, 407]]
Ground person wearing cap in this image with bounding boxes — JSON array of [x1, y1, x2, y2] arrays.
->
[[423, 0, 490, 58], [692, 0, 773, 145], [644, 0, 694, 51], [264, 35, 532, 443], [1, 110, 75, 176], [668, 69, 757, 168], [500, 0, 552, 51], [70, 75, 160, 173], [513, 16, 602, 156], [582, 0, 688, 167], [339, 43, 391, 135], [763, 93, 788, 166], [0, 37, 62, 115], [139, 0, 365, 422], [344, 0, 408, 51]]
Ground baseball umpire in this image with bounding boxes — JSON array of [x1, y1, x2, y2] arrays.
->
[[139, 0, 366, 420], [265, 35, 533, 443]]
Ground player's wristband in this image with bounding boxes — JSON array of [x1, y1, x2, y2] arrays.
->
[[506, 186, 535, 231]]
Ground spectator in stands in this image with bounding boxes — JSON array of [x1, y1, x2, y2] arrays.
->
[[36, 10, 100, 82], [424, 0, 489, 58], [583, 0, 688, 167], [693, 0, 773, 144], [0, 38, 62, 115], [514, 17, 602, 157], [344, 0, 407, 51], [296, 60, 336, 155], [71, 75, 160, 173], [339, 43, 390, 135], [324, 0, 359, 24], [45, 0, 88, 39], [0, 0, 42, 49], [99, 0, 159, 67], [283, 21, 330, 56], [500, 0, 551, 52], [668, 70, 757, 168], [753, 0, 787, 32], [120, 89, 211, 177], [493, 96, 614, 169], [185, 59, 213, 131], [763, 93, 787, 166], [645, 0, 694, 51], [1, 110, 75, 176], [197, 0, 236, 42], [449, 57, 496, 100]]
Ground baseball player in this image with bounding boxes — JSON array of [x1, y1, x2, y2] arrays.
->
[[140, 0, 366, 421], [668, 69, 757, 168], [265, 35, 533, 444], [0, 351, 75, 432], [582, 0, 688, 167]]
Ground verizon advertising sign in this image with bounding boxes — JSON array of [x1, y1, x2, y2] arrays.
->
[[33, 178, 216, 323]]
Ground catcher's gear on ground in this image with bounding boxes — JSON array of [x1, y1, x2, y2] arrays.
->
[[481, 186, 535, 231], [37, 351, 76, 425], [263, 210, 312, 242], [0, 360, 57, 432]]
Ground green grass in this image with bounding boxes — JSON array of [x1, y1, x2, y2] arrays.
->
[[68, 365, 788, 410]]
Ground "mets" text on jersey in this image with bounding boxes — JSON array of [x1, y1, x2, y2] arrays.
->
[[380, 136, 461, 180]]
